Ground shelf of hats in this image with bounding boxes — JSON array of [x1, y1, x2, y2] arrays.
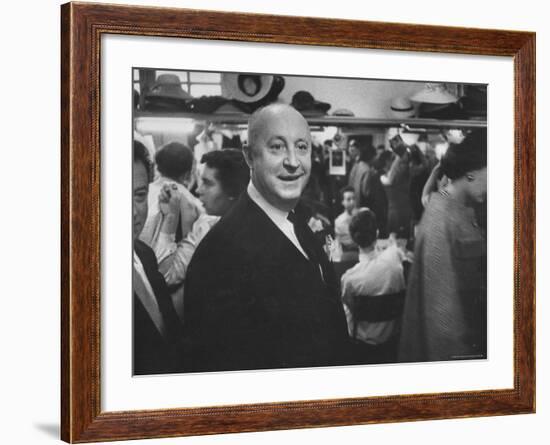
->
[[133, 69, 486, 240], [134, 69, 485, 148]]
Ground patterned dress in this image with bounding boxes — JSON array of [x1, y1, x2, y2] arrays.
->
[[399, 191, 487, 362]]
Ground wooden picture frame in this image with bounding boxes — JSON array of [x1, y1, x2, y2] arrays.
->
[[61, 2, 535, 442]]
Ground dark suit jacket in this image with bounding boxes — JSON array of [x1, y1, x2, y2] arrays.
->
[[133, 239, 182, 375], [182, 193, 352, 372]]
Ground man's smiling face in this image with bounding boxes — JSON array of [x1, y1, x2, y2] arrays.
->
[[245, 105, 312, 212]]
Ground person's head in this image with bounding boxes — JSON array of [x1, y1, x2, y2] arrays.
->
[[154, 141, 194, 185], [349, 208, 378, 249], [197, 149, 250, 216], [349, 135, 376, 164], [340, 186, 356, 213], [376, 144, 386, 156], [133, 140, 153, 240], [348, 138, 359, 161], [440, 129, 487, 205], [244, 104, 312, 212], [373, 150, 394, 173]]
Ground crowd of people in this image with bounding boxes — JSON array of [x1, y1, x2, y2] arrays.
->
[[132, 103, 487, 375]]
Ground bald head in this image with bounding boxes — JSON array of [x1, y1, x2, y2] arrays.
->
[[247, 104, 310, 154], [243, 103, 312, 212]]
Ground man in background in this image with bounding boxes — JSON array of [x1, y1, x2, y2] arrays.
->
[[348, 136, 388, 237], [139, 141, 203, 319], [133, 140, 182, 375], [341, 208, 407, 362], [334, 186, 358, 262]]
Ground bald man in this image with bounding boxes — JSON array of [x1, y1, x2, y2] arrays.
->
[[183, 104, 352, 372]]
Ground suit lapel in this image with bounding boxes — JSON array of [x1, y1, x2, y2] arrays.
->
[[237, 194, 339, 300]]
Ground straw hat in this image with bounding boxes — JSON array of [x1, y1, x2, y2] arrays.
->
[[221, 73, 275, 103], [388, 97, 416, 119], [410, 83, 458, 104]]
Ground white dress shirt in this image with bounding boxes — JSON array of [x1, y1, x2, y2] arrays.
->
[[341, 244, 406, 345], [247, 182, 309, 259]]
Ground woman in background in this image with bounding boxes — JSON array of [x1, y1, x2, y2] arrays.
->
[[399, 130, 487, 363]]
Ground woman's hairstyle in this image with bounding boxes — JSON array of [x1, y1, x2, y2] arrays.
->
[[201, 149, 250, 199], [133, 140, 153, 182], [440, 129, 487, 180], [154, 141, 194, 181], [349, 208, 378, 248]]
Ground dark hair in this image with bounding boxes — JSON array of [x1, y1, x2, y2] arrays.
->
[[351, 135, 376, 163], [349, 208, 378, 248], [373, 150, 393, 173], [440, 129, 487, 180], [201, 149, 250, 198], [339, 185, 355, 201], [133, 140, 153, 182], [154, 141, 194, 181]]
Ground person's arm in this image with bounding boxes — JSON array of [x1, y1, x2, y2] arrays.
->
[[340, 272, 355, 308], [151, 186, 205, 287], [421, 162, 442, 207], [381, 153, 407, 186], [157, 215, 218, 286]]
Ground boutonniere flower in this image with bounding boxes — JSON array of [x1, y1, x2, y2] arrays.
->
[[307, 216, 324, 233]]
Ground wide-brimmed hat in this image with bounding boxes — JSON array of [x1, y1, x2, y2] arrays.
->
[[143, 74, 192, 111], [388, 97, 415, 119], [410, 83, 458, 104], [221, 73, 276, 103], [291, 90, 331, 116], [147, 74, 192, 100]]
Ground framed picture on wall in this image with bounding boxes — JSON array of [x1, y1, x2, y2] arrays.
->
[[61, 2, 535, 442]]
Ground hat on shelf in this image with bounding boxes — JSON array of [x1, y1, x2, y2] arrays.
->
[[458, 84, 487, 119], [222, 73, 274, 103], [410, 83, 465, 120], [331, 108, 355, 117], [410, 83, 458, 104], [388, 97, 416, 119], [291, 91, 331, 116], [221, 73, 285, 113], [143, 73, 193, 111]]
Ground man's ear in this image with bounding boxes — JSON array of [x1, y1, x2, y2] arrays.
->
[[242, 142, 253, 169]]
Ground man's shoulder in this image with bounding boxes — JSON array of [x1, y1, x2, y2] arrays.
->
[[189, 194, 268, 263], [335, 212, 349, 225]]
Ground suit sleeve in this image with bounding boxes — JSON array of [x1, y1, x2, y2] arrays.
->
[[182, 237, 260, 372]]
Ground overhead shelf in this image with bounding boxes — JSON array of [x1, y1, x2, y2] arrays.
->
[[134, 111, 486, 129]]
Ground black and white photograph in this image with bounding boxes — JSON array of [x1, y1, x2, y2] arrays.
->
[[132, 69, 488, 375]]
